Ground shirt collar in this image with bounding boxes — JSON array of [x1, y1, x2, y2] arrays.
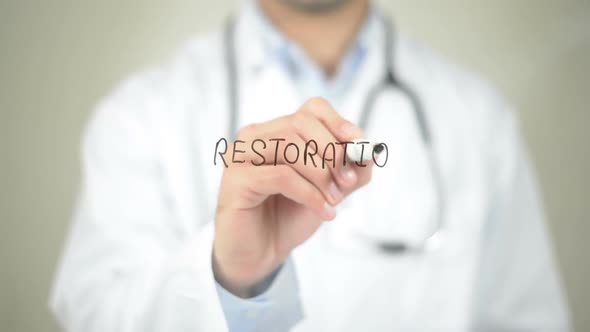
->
[[238, 0, 383, 80]]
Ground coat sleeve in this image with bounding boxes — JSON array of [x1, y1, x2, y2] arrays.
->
[[49, 70, 304, 331], [48, 76, 233, 331], [215, 257, 303, 332], [472, 104, 571, 331]]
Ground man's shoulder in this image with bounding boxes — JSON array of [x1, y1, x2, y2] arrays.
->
[[84, 28, 225, 147], [93, 29, 223, 117], [118, 29, 222, 96]]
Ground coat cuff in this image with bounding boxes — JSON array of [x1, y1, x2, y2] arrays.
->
[[215, 256, 304, 331]]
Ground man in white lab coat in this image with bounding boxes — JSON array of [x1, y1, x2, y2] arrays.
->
[[50, 0, 570, 331]]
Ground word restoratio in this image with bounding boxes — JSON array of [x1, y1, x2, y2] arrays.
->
[[214, 138, 389, 168]]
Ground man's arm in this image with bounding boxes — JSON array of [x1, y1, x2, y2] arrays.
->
[[49, 73, 358, 331]]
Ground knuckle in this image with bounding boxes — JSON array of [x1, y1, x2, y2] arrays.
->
[[304, 183, 322, 203], [303, 96, 330, 114], [306, 168, 326, 186], [319, 166, 334, 182], [274, 165, 291, 182], [236, 123, 257, 139], [313, 168, 333, 190], [291, 112, 308, 131], [312, 191, 324, 207], [283, 141, 301, 162]]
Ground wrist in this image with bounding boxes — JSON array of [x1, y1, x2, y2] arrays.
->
[[212, 248, 280, 298]]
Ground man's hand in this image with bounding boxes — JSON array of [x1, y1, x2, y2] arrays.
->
[[213, 97, 373, 297]]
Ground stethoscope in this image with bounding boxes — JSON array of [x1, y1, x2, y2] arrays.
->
[[223, 15, 446, 254]]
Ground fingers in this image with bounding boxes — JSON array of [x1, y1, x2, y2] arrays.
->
[[289, 111, 357, 189], [297, 98, 370, 191], [232, 131, 343, 206], [236, 98, 363, 186], [299, 97, 363, 141], [233, 130, 304, 167], [228, 96, 373, 209], [239, 165, 337, 220], [350, 161, 373, 190]]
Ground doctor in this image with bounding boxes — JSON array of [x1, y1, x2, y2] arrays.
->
[[50, 0, 570, 331]]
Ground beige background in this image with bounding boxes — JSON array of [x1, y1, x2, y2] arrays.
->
[[2, 0, 589, 331]]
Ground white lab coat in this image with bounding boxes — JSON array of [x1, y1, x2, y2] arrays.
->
[[50, 4, 570, 331]]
